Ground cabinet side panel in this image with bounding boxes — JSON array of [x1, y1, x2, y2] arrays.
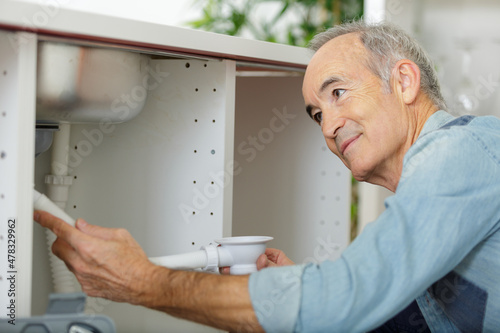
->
[[233, 76, 351, 264]]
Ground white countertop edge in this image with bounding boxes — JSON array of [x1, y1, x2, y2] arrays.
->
[[0, 1, 313, 69]]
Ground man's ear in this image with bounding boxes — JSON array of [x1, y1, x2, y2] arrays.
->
[[392, 59, 421, 105]]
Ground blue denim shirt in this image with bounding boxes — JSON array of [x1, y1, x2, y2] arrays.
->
[[248, 111, 500, 332]]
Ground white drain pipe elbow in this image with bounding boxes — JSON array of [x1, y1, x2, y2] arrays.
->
[[150, 236, 273, 275], [149, 245, 234, 273], [34, 190, 75, 226]]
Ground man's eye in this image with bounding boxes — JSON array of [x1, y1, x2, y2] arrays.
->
[[312, 111, 322, 124], [333, 89, 346, 99]]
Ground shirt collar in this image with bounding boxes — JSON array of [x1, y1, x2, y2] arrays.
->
[[418, 110, 455, 139]]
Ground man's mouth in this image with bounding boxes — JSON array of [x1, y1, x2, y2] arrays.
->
[[339, 134, 361, 156]]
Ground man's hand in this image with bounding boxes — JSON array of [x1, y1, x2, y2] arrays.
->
[[33, 210, 158, 305], [220, 247, 295, 275], [34, 210, 263, 332], [256, 248, 295, 269]]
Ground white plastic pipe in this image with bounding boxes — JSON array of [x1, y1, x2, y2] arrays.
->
[[34, 189, 273, 275], [214, 236, 272, 275], [38, 123, 79, 294], [46, 123, 73, 208], [150, 236, 273, 275], [50, 123, 70, 176], [34, 190, 75, 226], [34, 189, 80, 293], [149, 250, 210, 271]]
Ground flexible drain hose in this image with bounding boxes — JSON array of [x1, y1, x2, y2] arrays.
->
[[34, 189, 80, 293], [42, 123, 80, 293]]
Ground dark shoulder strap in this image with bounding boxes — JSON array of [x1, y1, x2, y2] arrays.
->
[[439, 115, 475, 130]]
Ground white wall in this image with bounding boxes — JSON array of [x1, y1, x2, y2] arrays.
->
[[359, 0, 500, 233], [388, 0, 500, 117]]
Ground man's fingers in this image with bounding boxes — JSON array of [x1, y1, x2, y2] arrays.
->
[[264, 248, 282, 262], [74, 218, 118, 240], [264, 248, 294, 266], [256, 253, 275, 270], [219, 267, 231, 275], [52, 237, 80, 270], [34, 210, 88, 247]]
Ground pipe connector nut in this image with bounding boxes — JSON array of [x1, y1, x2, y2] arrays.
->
[[45, 174, 73, 186]]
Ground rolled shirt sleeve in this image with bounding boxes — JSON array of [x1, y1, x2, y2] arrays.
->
[[249, 264, 305, 333]]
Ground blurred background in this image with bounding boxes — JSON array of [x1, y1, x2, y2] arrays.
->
[[18, 0, 500, 236]]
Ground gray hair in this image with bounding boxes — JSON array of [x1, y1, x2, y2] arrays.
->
[[309, 21, 446, 111]]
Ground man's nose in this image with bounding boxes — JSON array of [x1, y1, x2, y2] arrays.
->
[[321, 110, 342, 140]]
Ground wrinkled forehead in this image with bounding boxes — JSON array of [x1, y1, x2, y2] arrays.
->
[[303, 33, 368, 90], [315, 32, 366, 60]]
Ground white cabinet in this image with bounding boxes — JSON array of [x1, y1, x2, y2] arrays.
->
[[0, 3, 350, 331]]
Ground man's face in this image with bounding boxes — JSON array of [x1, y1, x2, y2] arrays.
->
[[302, 33, 409, 186]]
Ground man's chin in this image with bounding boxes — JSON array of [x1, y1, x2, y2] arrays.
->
[[350, 165, 372, 183]]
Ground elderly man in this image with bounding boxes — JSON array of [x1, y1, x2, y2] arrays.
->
[[35, 21, 500, 332]]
